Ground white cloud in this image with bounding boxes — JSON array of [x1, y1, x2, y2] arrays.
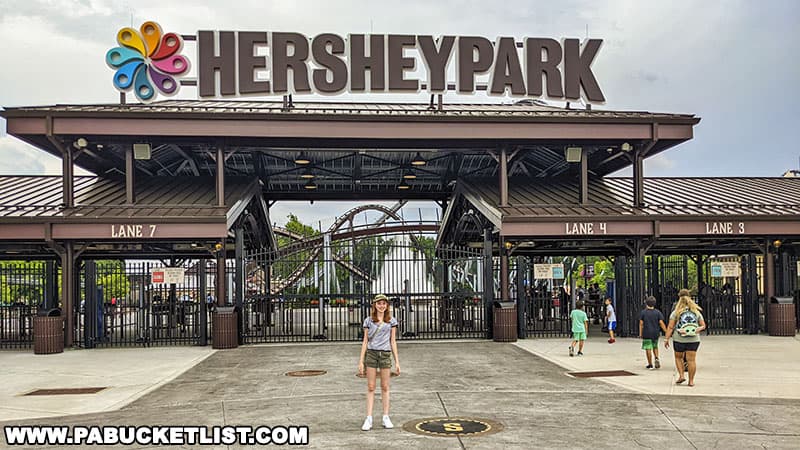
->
[[0, 136, 91, 175]]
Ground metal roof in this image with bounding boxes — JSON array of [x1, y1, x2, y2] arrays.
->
[[1, 99, 698, 122], [1, 99, 699, 201], [0, 175, 256, 220], [440, 176, 800, 241]]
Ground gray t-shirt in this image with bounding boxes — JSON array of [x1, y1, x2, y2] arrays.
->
[[363, 317, 398, 351], [669, 309, 704, 343]]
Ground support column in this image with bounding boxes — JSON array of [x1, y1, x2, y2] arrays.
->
[[126, 144, 136, 204], [579, 147, 588, 204], [500, 237, 510, 301], [198, 258, 208, 346], [765, 247, 775, 300], [216, 243, 226, 306], [633, 149, 644, 207], [516, 256, 527, 338], [84, 259, 96, 349], [235, 229, 244, 309], [628, 240, 646, 337], [44, 261, 56, 310], [499, 148, 508, 207], [764, 246, 775, 332], [777, 252, 790, 296], [216, 146, 225, 207], [63, 145, 74, 208], [482, 227, 494, 338], [235, 228, 244, 344], [61, 242, 75, 347]]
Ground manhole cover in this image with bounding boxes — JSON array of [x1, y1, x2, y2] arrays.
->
[[403, 417, 503, 437], [25, 387, 106, 396], [568, 370, 636, 378], [285, 370, 327, 377]]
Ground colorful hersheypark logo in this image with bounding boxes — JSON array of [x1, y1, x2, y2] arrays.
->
[[105, 21, 189, 102]]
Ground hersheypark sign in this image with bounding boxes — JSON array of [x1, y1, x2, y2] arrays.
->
[[106, 21, 605, 102]]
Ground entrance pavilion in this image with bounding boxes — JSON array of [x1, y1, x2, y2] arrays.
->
[[0, 99, 797, 348]]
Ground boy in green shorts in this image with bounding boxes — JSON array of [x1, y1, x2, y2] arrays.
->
[[569, 300, 589, 356], [639, 296, 667, 369]]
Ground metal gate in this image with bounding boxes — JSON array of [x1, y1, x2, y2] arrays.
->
[[75, 259, 229, 348], [619, 254, 764, 336], [241, 235, 485, 343], [521, 257, 572, 338]]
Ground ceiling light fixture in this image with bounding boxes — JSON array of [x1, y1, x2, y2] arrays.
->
[[410, 152, 426, 166], [300, 167, 315, 179], [294, 151, 311, 165], [402, 169, 417, 180], [564, 146, 582, 163], [398, 179, 411, 190], [304, 179, 317, 190]]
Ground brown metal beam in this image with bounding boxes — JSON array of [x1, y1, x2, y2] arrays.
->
[[499, 147, 509, 207], [125, 144, 135, 204], [216, 145, 225, 207]]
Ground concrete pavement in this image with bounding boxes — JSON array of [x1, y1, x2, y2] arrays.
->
[[1, 336, 799, 449], [515, 333, 800, 399]]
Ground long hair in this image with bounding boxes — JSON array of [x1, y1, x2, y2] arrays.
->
[[673, 288, 702, 315], [370, 301, 392, 323]]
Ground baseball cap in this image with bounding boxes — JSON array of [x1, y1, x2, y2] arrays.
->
[[372, 294, 389, 303]]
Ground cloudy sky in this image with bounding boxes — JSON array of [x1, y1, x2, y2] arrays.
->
[[1, 0, 798, 227]]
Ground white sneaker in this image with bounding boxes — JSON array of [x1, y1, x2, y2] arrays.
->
[[361, 416, 372, 431], [382, 415, 394, 429]]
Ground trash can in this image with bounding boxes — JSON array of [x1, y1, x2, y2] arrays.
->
[[768, 297, 796, 337], [212, 306, 239, 349], [34, 308, 64, 355], [493, 301, 517, 342]]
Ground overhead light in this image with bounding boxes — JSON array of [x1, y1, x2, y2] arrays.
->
[[304, 179, 317, 190], [565, 146, 582, 163], [294, 151, 311, 165], [410, 152, 426, 166], [398, 179, 411, 190], [402, 169, 417, 180], [133, 143, 151, 160], [73, 137, 88, 149], [300, 167, 315, 179], [621, 142, 632, 152]]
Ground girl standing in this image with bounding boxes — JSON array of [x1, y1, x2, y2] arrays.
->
[[358, 294, 401, 431]]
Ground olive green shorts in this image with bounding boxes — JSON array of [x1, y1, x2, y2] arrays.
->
[[365, 349, 393, 369]]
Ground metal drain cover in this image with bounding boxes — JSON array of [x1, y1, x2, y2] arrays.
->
[[403, 417, 503, 437], [285, 370, 327, 377], [25, 387, 107, 396], [568, 370, 636, 378]]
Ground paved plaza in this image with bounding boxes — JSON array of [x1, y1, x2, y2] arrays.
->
[[1, 334, 799, 449]]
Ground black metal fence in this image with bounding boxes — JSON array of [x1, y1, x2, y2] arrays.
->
[[242, 236, 485, 342], [0, 261, 52, 349], [74, 259, 234, 348]]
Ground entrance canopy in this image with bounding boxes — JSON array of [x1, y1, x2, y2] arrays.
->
[[1, 100, 698, 201], [0, 175, 275, 258], [439, 177, 800, 254]]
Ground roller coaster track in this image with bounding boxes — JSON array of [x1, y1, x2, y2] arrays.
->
[[264, 204, 438, 294]]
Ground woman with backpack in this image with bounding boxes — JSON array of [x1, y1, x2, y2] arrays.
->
[[665, 289, 707, 387]]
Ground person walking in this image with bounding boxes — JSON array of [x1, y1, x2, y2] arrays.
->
[[639, 296, 667, 369], [665, 289, 706, 386], [569, 300, 589, 357], [358, 294, 401, 431]]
